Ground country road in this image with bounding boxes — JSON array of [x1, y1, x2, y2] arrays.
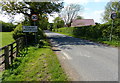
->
[[44, 30, 118, 81]]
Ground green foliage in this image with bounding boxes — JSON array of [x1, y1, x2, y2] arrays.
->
[[76, 16, 83, 19], [1, 1, 64, 44], [12, 22, 46, 45], [38, 16, 49, 30], [104, 19, 120, 40], [0, 21, 16, 32], [2, 42, 68, 81], [102, 1, 120, 22], [2, 1, 64, 31], [0, 32, 14, 47], [2, 1, 63, 19], [53, 22, 120, 46], [53, 17, 64, 29], [47, 23, 53, 31], [55, 26, 103, 39], [12, 23, 25, 40]]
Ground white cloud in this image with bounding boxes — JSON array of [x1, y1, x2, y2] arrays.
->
[[0, 14, 10, 23], [94, 0, 101, 2], [48, 13, 59, 23], [81, 10, 104, 23], [94, 0, 110, 2], [84, 8, 90, 11], [14, 13, 24, 22], [64, 0, 110, 5], [63, 0, 89, 5], [48, 16, 54, 23], [93, 10, 104, 15], [93, 10, 104, 23], [0, 13, 24, 24]]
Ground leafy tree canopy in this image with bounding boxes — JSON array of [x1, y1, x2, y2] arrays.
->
[[53, 17, 63, 23], [1, 0, 64, 22], [76, 16, 83, 19], [53, 17, 64, 28], [0, 21, 16, 32], [102, 1, 120, 22]]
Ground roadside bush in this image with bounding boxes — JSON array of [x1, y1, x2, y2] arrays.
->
[[55, 21, 120, 41], [47, 23, 53, 31], [0, 21, 16, 32], [13, 24, 35, 44], [99, 21, 120, 41], [53, 17, 64, 29], [13, 23, 45, 45], [12, 23, 25, 39]]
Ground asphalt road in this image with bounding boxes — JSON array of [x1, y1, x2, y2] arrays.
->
[[44, 30, 118, 81]]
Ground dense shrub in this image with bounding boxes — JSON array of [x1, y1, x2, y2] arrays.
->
[[13, 23, 25, 39], [0, 21, 16, 32], [53, 17, 64, 29], [54, 21, 120, 41], [13, 23, 45, 45], [47, 23, 53, 31]]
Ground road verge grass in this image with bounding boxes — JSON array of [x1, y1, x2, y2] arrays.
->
[[0, 32, 14, 47], [2, 40, 68, 81]]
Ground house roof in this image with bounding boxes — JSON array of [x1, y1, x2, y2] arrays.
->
[[71, 19, 95, 27]]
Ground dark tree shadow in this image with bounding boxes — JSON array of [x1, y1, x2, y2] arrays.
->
[[47, 33, 110, 49]]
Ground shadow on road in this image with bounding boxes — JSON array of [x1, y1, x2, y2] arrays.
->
[[48, 35, 102, 46], [45, 30, 110, 50]]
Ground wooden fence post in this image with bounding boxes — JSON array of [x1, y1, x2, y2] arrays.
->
[[16, 40, 19, 57], [22, 37, 24, 49], [10, 44, 14, 64], [20, 38, 23, 50], [4, 46, 9, 69]]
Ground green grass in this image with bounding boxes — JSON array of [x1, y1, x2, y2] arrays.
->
[[102, 40, 120, 47], [2, 41, 68, 81], [54, 31, 120, 47], [0, 32, 14, 47]]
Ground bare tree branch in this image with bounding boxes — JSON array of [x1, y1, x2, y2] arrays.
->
[[59, 4, 83, 26]]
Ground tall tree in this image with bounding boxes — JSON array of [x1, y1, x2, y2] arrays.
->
[[53, 17, 64, 28], [76, 16, 83, 19], [102, 1, 120, 22], [1, 0, 64, 23], [102, 1, 120, 41], [59, 4, 83, 27]]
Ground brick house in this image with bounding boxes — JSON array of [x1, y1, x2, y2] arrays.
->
[[71, 19, 95, 27]]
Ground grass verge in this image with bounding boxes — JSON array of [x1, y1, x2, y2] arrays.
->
[[2, 40, 68, 81], [0, 32, 14, 47]]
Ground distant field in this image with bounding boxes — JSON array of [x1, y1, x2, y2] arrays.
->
[[0, 32, 14, 47]]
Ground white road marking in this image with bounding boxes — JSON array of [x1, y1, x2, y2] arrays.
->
[[84, 54, 91, 58], [62, 52, 72, 60], [62, 56, 66, 59], [79, 51, 91, 58]]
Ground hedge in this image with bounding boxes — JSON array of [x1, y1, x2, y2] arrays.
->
[[0, 21, 16, 32], [53, 23, 120, 41]]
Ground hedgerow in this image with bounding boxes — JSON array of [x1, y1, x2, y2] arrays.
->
[[53, 21, 120, 41]]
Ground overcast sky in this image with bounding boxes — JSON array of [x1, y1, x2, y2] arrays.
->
[[0, 0, 119, 24]]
